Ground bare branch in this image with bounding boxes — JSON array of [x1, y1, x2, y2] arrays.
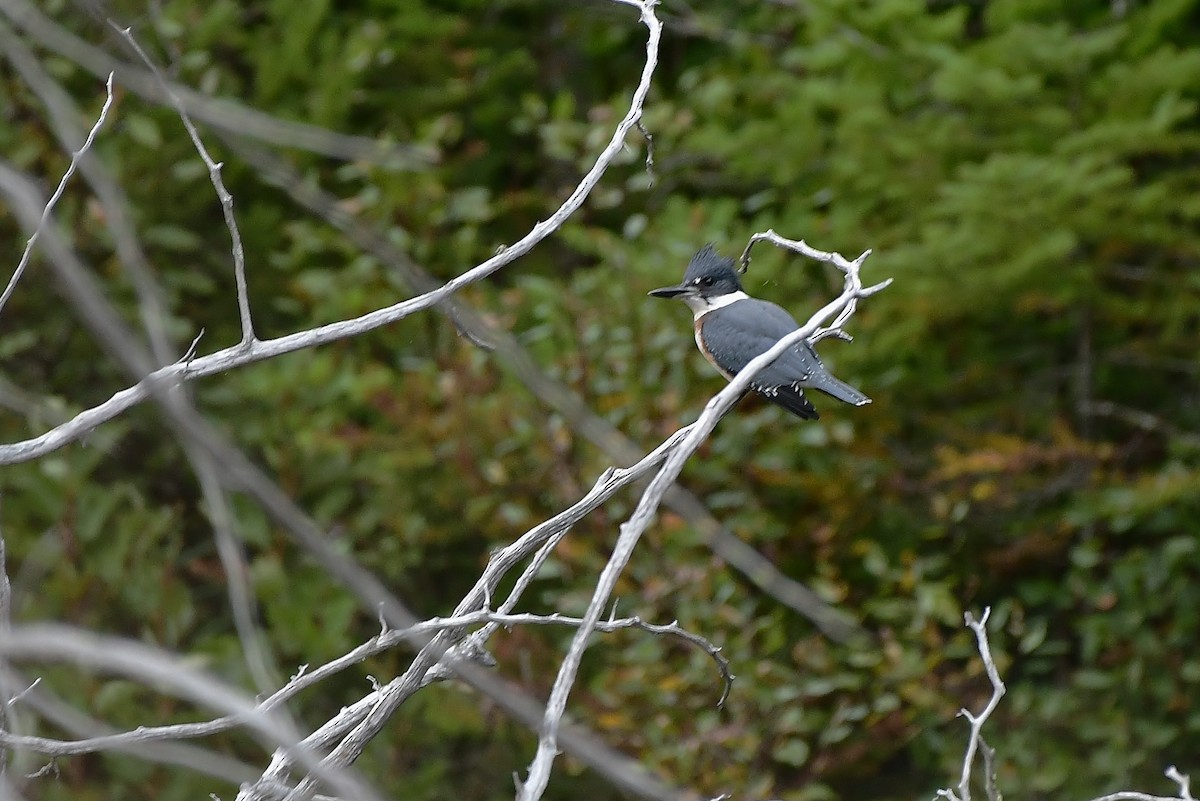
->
[[937, 611, 1193, 801], [936, 608, 1006, 801], [487, 612, 733, 708], [0, 18, 176, 363], [216, 135, 863, 642], [4, 677, 40, 709], [518, 232, 889, 801], [0, 665, 258, 785], [0, 71, 113, 317], [0, 608, 722, 757], [978, 735, 1001, 801], [0, 158, 688, 800], [0, 0, 433, 166], [0, 625, 385, 801], [738, 227, 871, 274], [1166, 767, 1195, 801], [235, 427, 714, 800], [1089, 793, 1193, 801], [0, 0, 663, 467], [187, 442, 280, 692], [1084, 400, 1200, 450], [636, 119, 655, 186], [111, 24, 256, 345], [0, 498, 11, 784], [181, 328, 205, 363]]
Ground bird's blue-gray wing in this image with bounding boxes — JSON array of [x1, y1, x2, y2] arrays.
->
[[702, 299, 870, 407], [700, 300, 818, 385]]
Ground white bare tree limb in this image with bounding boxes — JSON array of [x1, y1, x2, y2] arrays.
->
[[111, 23, 257, 345], [0, 71, 113, 317], [215, 134, 863, 641], [0, 624, 385, 801], [0, 159, 692, 799], [0, 0, 662, 467], [937, 610, 1193, 801], [0, 498, 11, 784], [0, 0, 433, 166], [0, 665, 259, 786], [187, 442, 281, 693], [938, 608, 1006, 801], [0, 610, 725, 758], [517, 239, 891, 801], [0, 17, 175, 363], [0, 3, 695, 798], [1166, 767, 1195, 801]]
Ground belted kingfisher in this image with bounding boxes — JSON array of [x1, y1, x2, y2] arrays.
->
[[649, 245, 871, 420]]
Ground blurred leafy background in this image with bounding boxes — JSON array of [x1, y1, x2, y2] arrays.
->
[[1, 0, 1199, 799]]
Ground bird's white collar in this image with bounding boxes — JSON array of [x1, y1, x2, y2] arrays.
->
[[685, 291, 750, 320]]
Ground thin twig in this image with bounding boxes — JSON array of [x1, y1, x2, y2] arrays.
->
[[0, 609, 724, 759], [4, 677, 40, 708], [0, 496, 10, 783], [1090, 794, 1192, 801], [0, 71, 113, 317], [978, 734, 1001, 801], [187, 443, 280, 692], [180, 328, 205, 364], [111, 24, 257, 345], [0, 624, 385, 801], [490, 612, 734, 708], [937, 608, 1007, 801], [1085, 400, 1200, 450], [0, 0, 430, 165], [0, 19, 178, 364], [738, 228, 866, 275], [636, 119, 655, 187], [0, 664, 257, 784]]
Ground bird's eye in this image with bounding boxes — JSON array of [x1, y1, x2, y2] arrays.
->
[[699, 276, 714, 287]]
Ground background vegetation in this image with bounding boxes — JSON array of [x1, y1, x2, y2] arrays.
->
[[2, 0, 1199, 799]]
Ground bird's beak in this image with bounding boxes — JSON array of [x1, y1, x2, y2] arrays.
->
[[648, 284, 690, 299]]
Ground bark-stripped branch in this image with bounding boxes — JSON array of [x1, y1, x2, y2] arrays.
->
[[0, 72, 113, 317], [112, 24, 256, 345], [0, 625, 384, 801], [0, 0, 662, 466], [517, 238, 891, 801], [215, 135, 862, 641], [0, 500, 11, 785], [937, 610, 1193, 801], [937, 608, 1006, 801], [0, 611, 727, 760], [0, 2, 692, 798], [0, 665, 258, 786], [0, 0, 433, 166], [0, 142, 691, 801]]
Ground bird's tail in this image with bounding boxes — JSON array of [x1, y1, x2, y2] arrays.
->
[[809, 371, 871, 407]]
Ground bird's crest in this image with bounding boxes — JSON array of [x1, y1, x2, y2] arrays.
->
[[682, 244, 742, 290]]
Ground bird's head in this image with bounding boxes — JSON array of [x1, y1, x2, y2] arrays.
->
[[648, 245, 744, 312]]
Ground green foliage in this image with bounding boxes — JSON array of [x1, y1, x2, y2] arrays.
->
[[2, 0, 1199, 800]]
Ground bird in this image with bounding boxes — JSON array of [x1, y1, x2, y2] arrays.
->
[[648, 244, 870, 421]]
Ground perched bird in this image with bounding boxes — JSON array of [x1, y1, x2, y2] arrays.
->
[[648, 244, 870, 420]]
